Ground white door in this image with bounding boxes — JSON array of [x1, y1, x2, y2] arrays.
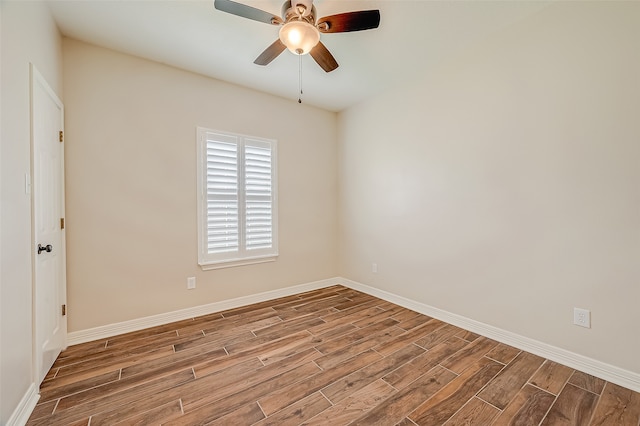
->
[[31, 64, 67, 385]]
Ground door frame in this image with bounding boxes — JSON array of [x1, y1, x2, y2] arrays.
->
[[30, 63, 67, 385]]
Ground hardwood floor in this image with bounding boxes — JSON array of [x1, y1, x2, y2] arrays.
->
[[27, 285, 640, 425]]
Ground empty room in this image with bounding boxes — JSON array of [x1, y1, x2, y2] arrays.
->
[[1, 0, 639, 425]]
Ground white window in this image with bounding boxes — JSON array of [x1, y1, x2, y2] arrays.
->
[[197, 127, 278, 269]]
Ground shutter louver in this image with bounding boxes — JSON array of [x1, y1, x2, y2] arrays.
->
[[245, 143, 273, 250], [206, 139, 239, 254]]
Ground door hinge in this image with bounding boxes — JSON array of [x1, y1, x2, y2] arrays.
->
[[59, 130, 64, 143], [61, 218, 65, 229], [62, 304, 67, 316]]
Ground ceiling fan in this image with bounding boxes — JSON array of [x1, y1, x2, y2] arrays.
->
[[214, 0, 381, 72]]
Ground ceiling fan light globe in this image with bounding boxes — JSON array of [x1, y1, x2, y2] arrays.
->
[[279, 21, 320, 55]]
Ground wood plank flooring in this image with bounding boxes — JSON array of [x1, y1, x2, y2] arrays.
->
[[27, 285, 640, 425]]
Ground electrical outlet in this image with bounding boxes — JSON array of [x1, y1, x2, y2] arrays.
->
[[372, 263, 378, 273], [187, 277, 196, 290], [573, 307, 590, 328]]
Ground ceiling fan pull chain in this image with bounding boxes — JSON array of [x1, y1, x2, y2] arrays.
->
[[298, 53, 303, 103]]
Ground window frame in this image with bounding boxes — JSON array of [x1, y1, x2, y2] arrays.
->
[[196, 127, 278, 270]]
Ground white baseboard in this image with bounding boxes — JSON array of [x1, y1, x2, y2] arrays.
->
[[66, 275, 640, 393], [339, 277, 640, 393], [67, 277, 341, 345], [6, 383, 40, 426]]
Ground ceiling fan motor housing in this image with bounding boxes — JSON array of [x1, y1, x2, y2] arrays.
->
[[290, 0, 314, 17], [282, 0, 316, 23]]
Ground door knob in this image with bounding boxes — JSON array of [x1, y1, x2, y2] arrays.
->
[[37, 244, 53, 254]]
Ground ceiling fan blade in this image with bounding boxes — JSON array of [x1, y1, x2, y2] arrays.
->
[[214, 0, 281, 25], [310, 42, 339, 73], [316, 10, 380, 33], [254, 39, 287, 66]]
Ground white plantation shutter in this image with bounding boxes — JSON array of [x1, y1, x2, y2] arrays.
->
[[197, 128, 278, 268], [245, 141, 273, 251], [206, 138, 239, 254]]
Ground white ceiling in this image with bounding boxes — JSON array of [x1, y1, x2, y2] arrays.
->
[[48, 0, 551, 112]]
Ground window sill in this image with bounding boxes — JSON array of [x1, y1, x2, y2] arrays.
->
[[199, 255, 278, 271]]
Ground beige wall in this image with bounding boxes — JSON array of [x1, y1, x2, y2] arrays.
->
[[338, 2, 640, 374], [63, 39, 339, 332], [1, 1, 63, 423]]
